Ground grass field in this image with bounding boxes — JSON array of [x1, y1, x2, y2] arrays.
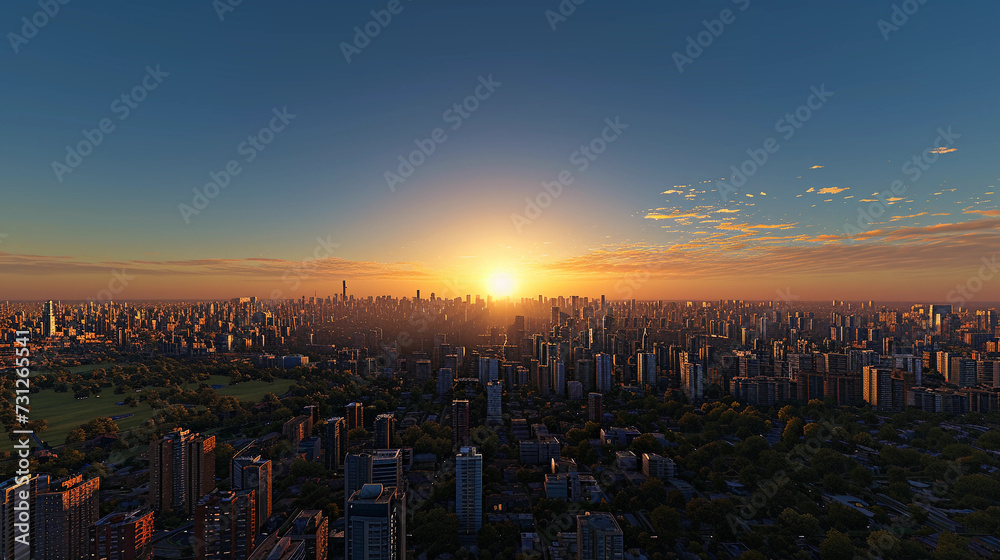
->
[[32, 376, 295, 447]]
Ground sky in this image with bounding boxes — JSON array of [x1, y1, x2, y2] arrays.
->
[[1, 0, 999, 302]]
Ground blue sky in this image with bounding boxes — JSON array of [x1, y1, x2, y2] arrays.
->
[[1, 0, 998, 300]]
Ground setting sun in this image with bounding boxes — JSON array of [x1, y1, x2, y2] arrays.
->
[[486, 272, 516, 297]]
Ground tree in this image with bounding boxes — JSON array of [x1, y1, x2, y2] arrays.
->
[[783, 418, 804, 445], [819, 529, 855, 560], [650, 505, 682, 540]]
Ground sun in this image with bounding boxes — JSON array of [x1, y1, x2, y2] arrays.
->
[[486, 272, 516, 297]]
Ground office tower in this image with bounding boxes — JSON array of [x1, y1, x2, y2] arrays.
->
[[437, 367, 454, 396], [477, 357, 499, 385], [345, 484, 405, 560], [345, 450, 403, 511], [1, 474, 47, 560], [35, 475, 100, 560], [194, 490, 256, 560], [679, 352, 704, 403], [949, 357, 977, 388], [863, 366, 894, 411], [346, 402, 364, 430], [42, 300, 56, 337], [577, 513, 624, 560], [324, 417, 346, 472], [595, 353, 613, 393], [551, 306, 561, 325], [575, 359, 594, 392], [486, 381, 503, 425], [637, 352, 656, 389], [289, 510, 329, 560], [231, 453, 272, 531], [374, 413, 395, 449], [552, 360, 566, 396], [452, 399, 470, 450], [588, 393, 603, 424], [89, 509, 155, 560], [282, 415, 313, 447], [149, 428, 216, 514], [456, 447, 483, 535]]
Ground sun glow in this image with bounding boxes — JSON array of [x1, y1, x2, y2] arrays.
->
[[486, 272, 516, 297]]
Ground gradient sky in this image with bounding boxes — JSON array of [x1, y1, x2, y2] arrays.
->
[[1, 0, 999, 301]]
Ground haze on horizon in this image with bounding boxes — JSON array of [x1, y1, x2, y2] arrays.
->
[[1, 1, 998, 303]]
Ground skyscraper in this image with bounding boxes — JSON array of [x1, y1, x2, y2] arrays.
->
[[1, 474, 45, 560], [345, 484, 405, 560], [486, 381, 503, 425], [149, 428, 216, 515], [374, 413, 395, 449], [863, 366, 894, 411], [679, 352, 704, 403], [346, 402, 364, 431], [194, 489, 257, 560], [42, 300, 56, 337], [35, 474, 100, 560], [452, 399, 470, 450], [89, 509, 155, 560], [231, 452, 272, 531], [345, 450, 403, 512], [595, 353, 613, 393], [637, 352, 656, 389], [588, 392, 603, 424], [289, 510, 329, 560], [324, 417, 346, 472], [456, 447, 483, 536], [577, 512, 624, 560]]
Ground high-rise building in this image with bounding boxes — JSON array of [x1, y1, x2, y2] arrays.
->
[[863, 366, 894, 410], [345, 450, 403, 511], [456, 447, 483, 535], [680, 352, 704, 403], [346, 402, 364, 431], [345, 484, 405, 560], [89, 509, 155, 560], [231, 453, 272, 531], [35, 474, 100, 560], [949, 357, 977, 388], [588, 393, 603, 424], [452, 400, 470, 450], [324, 417, 346, 472], [0, 474, 45, 560], [595, 353, 613, 393], [282, 415, 313, 447], [194, 489, 257, 560], [577, 512, 624, 560], [289, 510, 329, 560], [374, 414, 395, 449], [42, 300, 56, 337], [437, 367, 454, 396], [486, 381, 503, 425], [637, 352, 656, 389], [149, 428, 216, 514]]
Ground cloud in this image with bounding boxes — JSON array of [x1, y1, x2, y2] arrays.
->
[[809, 165, 824, 169], [964, 209, 1000, 216], [817, 187, 850, 194], [929, 147, 958, 154]]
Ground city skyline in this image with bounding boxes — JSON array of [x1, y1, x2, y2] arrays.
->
[[1, 1, 998, 301]]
